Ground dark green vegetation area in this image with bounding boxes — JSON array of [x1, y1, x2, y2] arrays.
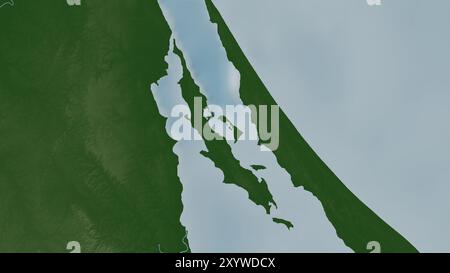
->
[[206, 0, 417, 253], [173, 44, 276, 214], [0, 0, 187, 252], [272, 218, 294, 230]]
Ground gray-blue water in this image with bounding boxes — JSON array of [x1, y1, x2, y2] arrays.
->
[[153, 0, 350, 252], [213, 0, 450, 252]]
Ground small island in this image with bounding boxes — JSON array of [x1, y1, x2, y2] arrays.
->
[[250, 165, 267, 171], [272, 218, 294, 230]]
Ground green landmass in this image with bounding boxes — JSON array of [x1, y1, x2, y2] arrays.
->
[[0, 0, 187, 252]]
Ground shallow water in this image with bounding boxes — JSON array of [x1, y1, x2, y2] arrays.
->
[[153, 0, 351, 252]]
